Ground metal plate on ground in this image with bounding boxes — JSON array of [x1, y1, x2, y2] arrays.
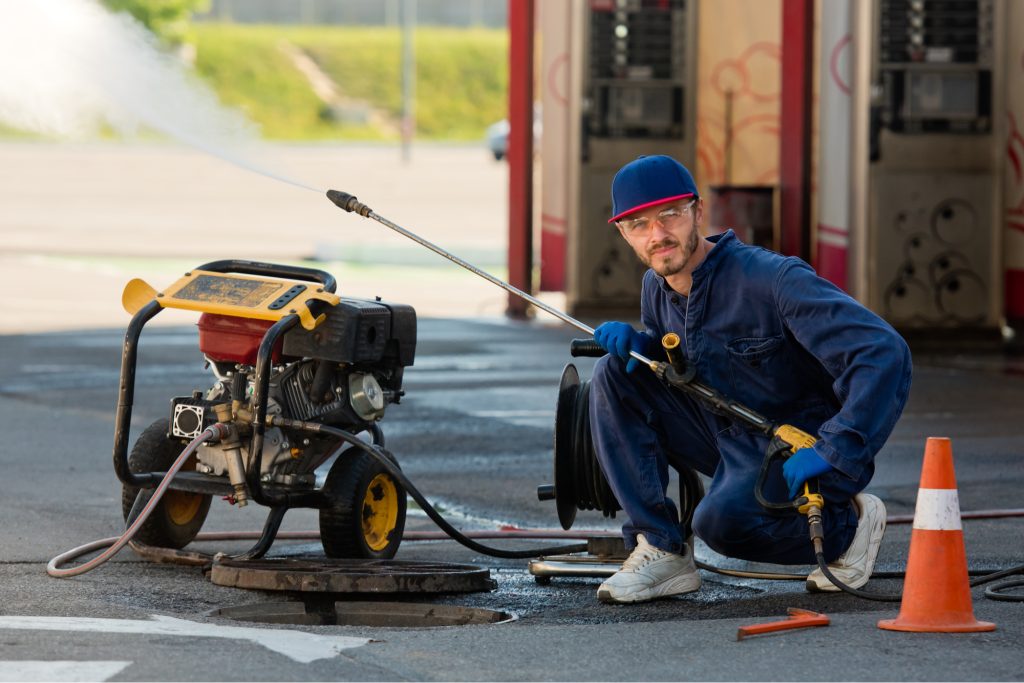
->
[[210, 558, 496, 594], [211, 601, 515, 627], [528, 555, 622, 582]]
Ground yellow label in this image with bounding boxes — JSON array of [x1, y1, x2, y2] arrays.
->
[[174, 275, 284, 308], [774, 424, 817, 451]]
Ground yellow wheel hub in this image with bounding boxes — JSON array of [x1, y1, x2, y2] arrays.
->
[[362, 473, 399, 551], [165, 490, 204, 526]]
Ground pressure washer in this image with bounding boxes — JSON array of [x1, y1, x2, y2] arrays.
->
[[48, 257, 594, 578], [49, 188, 1023, 604]]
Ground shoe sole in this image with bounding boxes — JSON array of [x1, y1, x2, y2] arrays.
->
[[806, 496, 887, 593], [597, 576, 701, 604]]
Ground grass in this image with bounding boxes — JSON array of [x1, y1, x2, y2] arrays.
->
[[191, 24, 346, 139], [191, 23, 508, 141]]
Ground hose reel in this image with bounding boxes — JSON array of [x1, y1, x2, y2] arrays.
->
[[537, 341, 705, 534]]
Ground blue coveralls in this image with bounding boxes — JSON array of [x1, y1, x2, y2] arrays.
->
[[590, 231, 913, 565]]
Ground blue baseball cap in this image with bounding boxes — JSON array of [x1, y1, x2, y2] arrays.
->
[[608, 155, 698, 223]]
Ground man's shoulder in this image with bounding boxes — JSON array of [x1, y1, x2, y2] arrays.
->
[[719, 238, 798, 280]]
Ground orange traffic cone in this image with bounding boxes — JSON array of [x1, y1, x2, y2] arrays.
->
[[878, 437, 995, 632]]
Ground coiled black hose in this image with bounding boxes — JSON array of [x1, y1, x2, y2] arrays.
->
[[571, 380, 619, 517]]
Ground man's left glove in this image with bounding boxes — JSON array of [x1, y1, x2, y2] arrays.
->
[[593, 321, 652, 373], [782, 447, 834, 499]]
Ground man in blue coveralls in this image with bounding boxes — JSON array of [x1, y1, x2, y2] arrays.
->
[[590, 155, 912, 604]]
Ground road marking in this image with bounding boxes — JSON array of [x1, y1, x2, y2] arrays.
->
[[0, 661, 130, 682], [0, 615, 369, 664]]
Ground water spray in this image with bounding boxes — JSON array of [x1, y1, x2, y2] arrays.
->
[[0, 0, 321, 196], [325, 189, 657, 371]]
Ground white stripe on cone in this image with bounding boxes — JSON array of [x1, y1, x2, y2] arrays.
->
[[912, 488, 963, 531]]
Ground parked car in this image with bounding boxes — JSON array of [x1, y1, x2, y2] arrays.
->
[[486, 119, 510, 160], [485, 106, 541, 161]]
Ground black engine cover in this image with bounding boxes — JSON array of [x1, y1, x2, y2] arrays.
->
[[282, 298, 416, 367]]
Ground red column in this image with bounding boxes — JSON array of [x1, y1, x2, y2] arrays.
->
[[779, 0, 814, 260], [507, 0, 534, 318]]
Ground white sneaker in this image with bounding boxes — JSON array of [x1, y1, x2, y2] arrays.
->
[[806, 493, 886, 592], [597, 534, 701, 604]]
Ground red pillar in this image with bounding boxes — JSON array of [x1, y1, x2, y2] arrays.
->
[[507, 0, 534, 318], [779, 0, 814, 261]]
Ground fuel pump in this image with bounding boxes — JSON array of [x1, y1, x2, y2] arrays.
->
[[866, 0, 1005, 333], [552, 0, 698, 318]]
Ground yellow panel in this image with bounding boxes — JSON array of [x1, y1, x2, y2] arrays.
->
[[148, 270, 341, 330], [122, 278, 158, 315]]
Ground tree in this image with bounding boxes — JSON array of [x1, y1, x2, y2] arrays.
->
[[101, 0, 210, 46]]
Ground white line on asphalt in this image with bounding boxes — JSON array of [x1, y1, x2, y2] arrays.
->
[[0, 615, 370, 664], [0, 661, 131, 682]]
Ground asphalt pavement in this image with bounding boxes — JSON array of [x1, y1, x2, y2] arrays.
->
[[0, 318, 1022, 681], [1, 142, 1022, 681]]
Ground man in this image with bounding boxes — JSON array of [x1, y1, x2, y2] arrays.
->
[[589, 155, 912, 604]]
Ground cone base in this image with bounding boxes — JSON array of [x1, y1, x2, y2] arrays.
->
[[878, 617, 996, 633]]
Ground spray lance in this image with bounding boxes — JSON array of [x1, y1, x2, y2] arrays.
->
[[325, 189, 827, 555]]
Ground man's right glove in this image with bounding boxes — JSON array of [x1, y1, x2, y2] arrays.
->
[[593, 321, 652, 373]]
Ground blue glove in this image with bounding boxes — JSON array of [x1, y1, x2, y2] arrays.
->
[[782, 447, 834, 499], [593, 321, 652, 373]]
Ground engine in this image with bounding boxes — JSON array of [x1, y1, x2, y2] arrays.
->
[[166, 297, 415, 498]]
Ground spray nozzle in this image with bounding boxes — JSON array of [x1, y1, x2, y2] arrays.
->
[[326, 189, 373, 217]]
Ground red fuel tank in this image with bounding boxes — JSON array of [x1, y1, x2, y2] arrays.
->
[[197, 313, 284, 365]]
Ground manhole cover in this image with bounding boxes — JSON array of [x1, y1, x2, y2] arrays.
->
[[211, 601, 514, 627], [210, 558, 496, 594]]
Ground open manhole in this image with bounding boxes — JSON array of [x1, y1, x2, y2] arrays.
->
[[210, 558, 495, 594], [211, 601, 514, 627]]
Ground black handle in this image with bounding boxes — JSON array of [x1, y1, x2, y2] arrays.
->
[[570, 339, 607, 357], [196, 260, 337, 293], [536, 484, 556, 501]]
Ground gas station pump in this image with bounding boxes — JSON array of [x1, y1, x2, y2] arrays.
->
[[555, 0, 698, 319], [866, 0, 1005, 332]]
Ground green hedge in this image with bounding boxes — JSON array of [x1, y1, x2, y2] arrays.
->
[[192, 24, 507, 141]]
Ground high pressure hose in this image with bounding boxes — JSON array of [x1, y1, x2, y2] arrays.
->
[[47, 423, 232, 577], [270, 416, 588, 559], [47, 419, 587, 577], [47, 388, 1023, 596], [48, 415, 1024, 599]]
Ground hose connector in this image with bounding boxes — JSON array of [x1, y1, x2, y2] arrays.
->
[[326, 189, 373, 217], [661, 332, 686, 374]]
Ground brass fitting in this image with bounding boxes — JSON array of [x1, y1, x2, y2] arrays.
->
[[661, 332, 686, 374]]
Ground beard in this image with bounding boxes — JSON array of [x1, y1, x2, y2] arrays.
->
[[639, 226, 700, 278]]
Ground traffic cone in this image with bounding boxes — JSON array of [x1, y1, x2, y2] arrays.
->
[[878, 437, 995, 632]]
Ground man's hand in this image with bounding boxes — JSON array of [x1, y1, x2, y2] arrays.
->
[[782, 447, 834, 499], [593, 322, 652, 373]]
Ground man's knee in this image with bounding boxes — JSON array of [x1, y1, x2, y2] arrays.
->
[[692, 504, 767, 561], [591, 354, 628, 396]]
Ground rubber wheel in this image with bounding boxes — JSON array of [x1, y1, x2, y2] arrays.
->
[[121, 419, 211, 549], [320, 446, 406, 559]]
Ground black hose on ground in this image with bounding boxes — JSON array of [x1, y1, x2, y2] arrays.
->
[[811, 553, 1024, 602], [972, 566, 1024, 602], [811, 552, 902, 601], [275, 418, 588, 560]]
